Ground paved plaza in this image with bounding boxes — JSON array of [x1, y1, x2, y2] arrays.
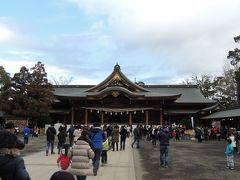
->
[[21, 135, 240, 180], [23, 136, 135, 180]]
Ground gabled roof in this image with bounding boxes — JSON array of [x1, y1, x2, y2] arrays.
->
[[53, 64, 216, 104], [85, 64, 149, 93], [201, 106, 240, 119]]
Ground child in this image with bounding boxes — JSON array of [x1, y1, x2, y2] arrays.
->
[[101, 137, 109, 165], [225, 138, 234, 170], [57, 144, 71, 170]]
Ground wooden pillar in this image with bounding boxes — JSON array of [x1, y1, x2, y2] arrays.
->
[[129, 112, 132, 125], [145, 110, 149, 125], [71, 106, 74, 125], [84, 109, 88, 125], [160, 108, 163, 126], [101, 112, 104, 124]]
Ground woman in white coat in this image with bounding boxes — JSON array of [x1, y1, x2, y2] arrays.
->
[[68, 130, 95, 180]]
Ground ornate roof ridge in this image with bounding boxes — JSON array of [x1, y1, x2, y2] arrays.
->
[[85, 64, 149, 92]]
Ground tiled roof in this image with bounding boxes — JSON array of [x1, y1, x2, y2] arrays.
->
[[201, 107, 240, 119], [53, 85, 215, 104]]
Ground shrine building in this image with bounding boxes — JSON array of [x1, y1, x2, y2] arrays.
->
[[51, 64, 216, 125]]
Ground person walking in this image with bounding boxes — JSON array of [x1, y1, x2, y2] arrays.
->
[[225, 138, 234, 170], [89, 122, 105, 176], [151, 126, 158, 147], [131, 125, 140, 148], [111, 125, 120, 151], [67, 125, 75, 146], [69, 130, 95, 180], [101, 135, 109, 165], [0, 130, 31, 180], [46, 123, 57, 156], [57, 144, 71, 170], [57, 129, 68, 154], [156, 126, 170, 168], [23, 125, 31, 144]]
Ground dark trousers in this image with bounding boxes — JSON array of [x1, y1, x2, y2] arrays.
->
[[46, 140, 54, 155], [93, 149, 102, 175], [152, 136, 156, 146], [132, 137, 140, 148], [160, 145, 169, 166], [120, 138, 126, 150], [58, 142, 64, 154], [112, 142, 118, 151], [24, 137, 29, 144], [101, 150, 108, 163]]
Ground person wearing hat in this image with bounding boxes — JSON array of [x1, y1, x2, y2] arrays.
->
[[0, 130, 31, 180], [5, 121, 25, 150], [5, 121, 16, 133]]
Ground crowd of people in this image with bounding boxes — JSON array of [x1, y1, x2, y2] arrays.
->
[[1, 121, 240, 179]]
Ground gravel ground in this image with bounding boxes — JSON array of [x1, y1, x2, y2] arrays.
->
[[133, 138, 240, 180]]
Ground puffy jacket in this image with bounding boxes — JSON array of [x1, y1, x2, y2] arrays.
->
[[0, 148, 31, 180], [68, 140, 95, 176], [89, 127, 105, 150]]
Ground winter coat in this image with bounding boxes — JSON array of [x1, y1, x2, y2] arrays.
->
[[133, 127, 140, 139], [89, 127, 105, 150], [68, 140, 95, 176], [157, 129, 170, 146], [0, 148, 31, 180], [57, 131, 67, 144], [112, 128, 120, 143], [73, 129, 82, 143], [225, 144, 234, 156], [46, 126, 56, 141], [120, 128, 128, 140]]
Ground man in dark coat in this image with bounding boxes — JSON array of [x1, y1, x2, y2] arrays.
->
[[0, 130, 31, 180], [67, 125, 75, 146], [131, 125, 140, 148], [156, 126, 170, 168], [120, 125, 128, 150], [46, 123, 57, 156]]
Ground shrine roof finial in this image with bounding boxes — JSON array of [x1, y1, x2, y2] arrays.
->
[[114, 63, 120, 70]]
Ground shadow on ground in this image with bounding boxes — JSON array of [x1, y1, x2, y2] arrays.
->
[[20, 135, 46, 157], [133, 139, 240, 180]]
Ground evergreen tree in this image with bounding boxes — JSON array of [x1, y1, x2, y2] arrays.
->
[[27, 61, 54, 120], [227, 35, 240, 104], [0, 66, 11, 112], [1, 62, 54, 124]]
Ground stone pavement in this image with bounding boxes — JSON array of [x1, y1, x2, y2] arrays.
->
[[23, 138, 136, 180]]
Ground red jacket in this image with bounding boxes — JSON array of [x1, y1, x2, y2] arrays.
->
[[57, 154, 71, 170]]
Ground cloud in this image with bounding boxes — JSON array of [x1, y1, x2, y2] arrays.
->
[[67, 0, 240, 81], [0, 20, 15, 43]]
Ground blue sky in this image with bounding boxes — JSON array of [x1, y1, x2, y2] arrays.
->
[[1, 0, 240, 85]]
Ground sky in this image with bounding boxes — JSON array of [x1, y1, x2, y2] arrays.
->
[[0, 0, 240, 85]]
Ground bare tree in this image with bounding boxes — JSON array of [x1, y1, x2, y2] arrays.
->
[[50, 75, 73, 85]]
